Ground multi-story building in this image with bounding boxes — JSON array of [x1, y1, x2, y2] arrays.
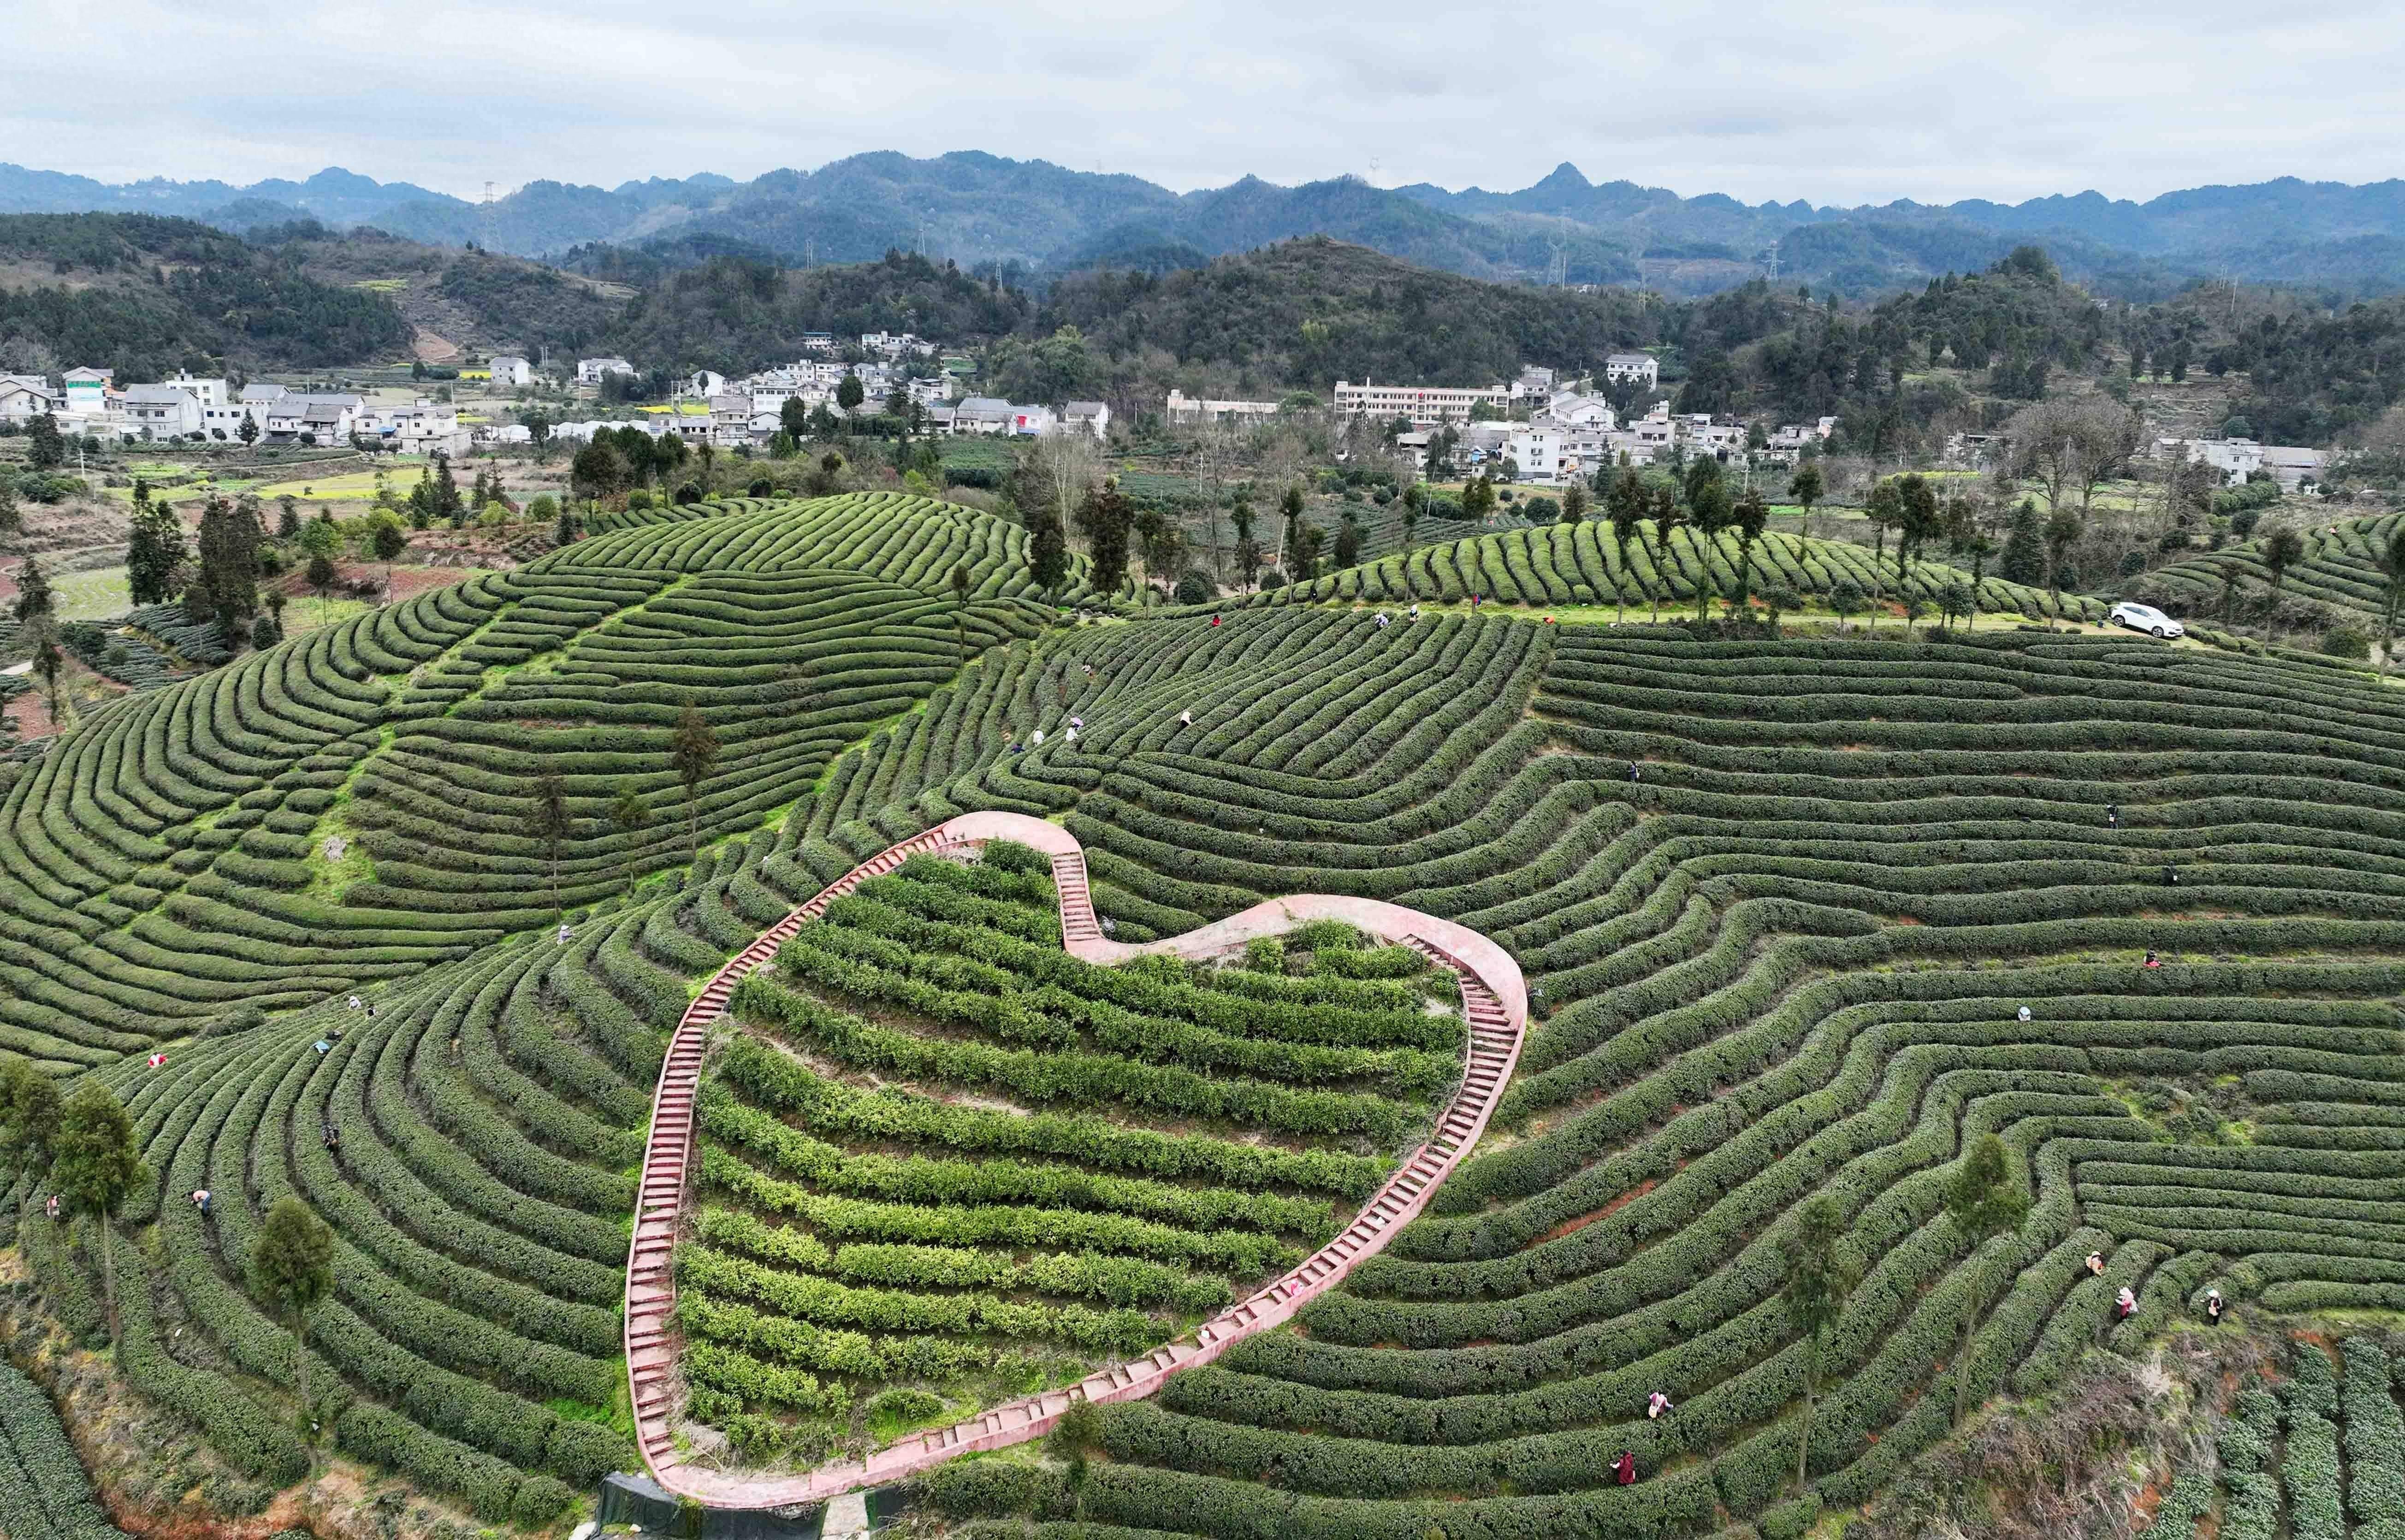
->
[[489, 355, 533, 388], [61, 367, 113, 424], [707, 393, 755, 447], [162, 370, 228, 410], [1062, 401, 1111, 440], [1505, 427, 1570, 484], [362, 399, 469, 457], [1333, 378, 1511, 426], [577, 356, 636, 385], [1604, 353, 1660, 389]]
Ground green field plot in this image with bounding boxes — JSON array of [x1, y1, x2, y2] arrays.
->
[[48, 565, 130, 622]]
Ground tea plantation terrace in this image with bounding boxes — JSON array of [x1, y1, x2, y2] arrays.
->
[[6, 494, 2405, 1537]]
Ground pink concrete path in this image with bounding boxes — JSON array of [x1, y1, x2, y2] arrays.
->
[[624, 811, 1527, 1510]]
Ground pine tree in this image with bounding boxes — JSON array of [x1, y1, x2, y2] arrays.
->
[[1075, 481, 1136, 595], [11, 554, 54, 635], [31, 641, 67, 728], [431, 453, 464, 526], [26, 413, 65, 471], [0, 1054, 63, 1222], [1333, 509, 1362, 568], [1028, 507, 1070, 598], [610, 785, 652, 890], [190, 495, 262, 639], [1787, 462, 1824, 542], [1998, 498, 2045, 586], [126, 485, 189, 607]]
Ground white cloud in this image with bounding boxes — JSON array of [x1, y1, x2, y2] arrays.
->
[[4, 0, 2404, 206]]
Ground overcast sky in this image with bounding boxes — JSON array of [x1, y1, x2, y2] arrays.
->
[[11, 0, 2405, 206]]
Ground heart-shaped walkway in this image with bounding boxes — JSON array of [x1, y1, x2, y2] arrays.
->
[[624, 811, 1528, 1510]]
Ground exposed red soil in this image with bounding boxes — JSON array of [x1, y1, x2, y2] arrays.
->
[[1536, 1178, 1657, 1244]]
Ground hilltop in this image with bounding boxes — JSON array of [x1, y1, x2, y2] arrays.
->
[[0, 213, 409, 377]]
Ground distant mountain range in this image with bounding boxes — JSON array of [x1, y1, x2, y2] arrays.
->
[[11, 155, 2405, 299]]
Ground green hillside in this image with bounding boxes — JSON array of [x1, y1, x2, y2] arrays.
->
[[1243, 515, 2109, 622], [0, 213, 410, 375], [7, 491, 2405, 1535], [2135, 509, 2405, 628]]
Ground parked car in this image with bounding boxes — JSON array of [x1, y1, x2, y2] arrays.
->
[[2109, 601, 2184, 639]]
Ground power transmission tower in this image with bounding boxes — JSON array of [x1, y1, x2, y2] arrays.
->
[[479, 181, 498, 253], [1764, 239, 1781, 281], [1547, 241, 1568, 288]]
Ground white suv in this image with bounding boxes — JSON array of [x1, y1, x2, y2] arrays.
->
[[2109, 601, 2184, 639]]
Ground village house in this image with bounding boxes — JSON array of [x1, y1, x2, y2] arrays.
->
[[1062, 401, 1111, 440], [1165, 389, 1280, 424], [1759, 417, 1839, 467], [2156, 436, 2328, 492], [0, 374, 59, 422], [1604, 352, 1660, 389], [358, 399, 469, 457], [954, 397, 1016, 436], [122, 382, 203, 440], [577, 356, 636, 385], [489, 355, 533, 388]]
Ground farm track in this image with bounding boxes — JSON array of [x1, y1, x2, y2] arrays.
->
[[626, 811, 1528, 1508]]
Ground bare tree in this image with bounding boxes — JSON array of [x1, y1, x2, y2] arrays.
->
[[2001, 399, 2097, 520], [1030, 433, 1100, 553], [2072, 402, 2143, 517]]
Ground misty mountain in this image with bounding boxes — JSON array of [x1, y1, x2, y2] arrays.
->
[[14, 155, 2405, 299]]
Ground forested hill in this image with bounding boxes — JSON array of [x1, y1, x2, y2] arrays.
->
[[0, 213, 409, 376], [593, 249, 1034, 371], [1035, 237, 1672, 390]]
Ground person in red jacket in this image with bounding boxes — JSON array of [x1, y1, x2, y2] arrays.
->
[[1613, 1450, 1637, 1485]]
